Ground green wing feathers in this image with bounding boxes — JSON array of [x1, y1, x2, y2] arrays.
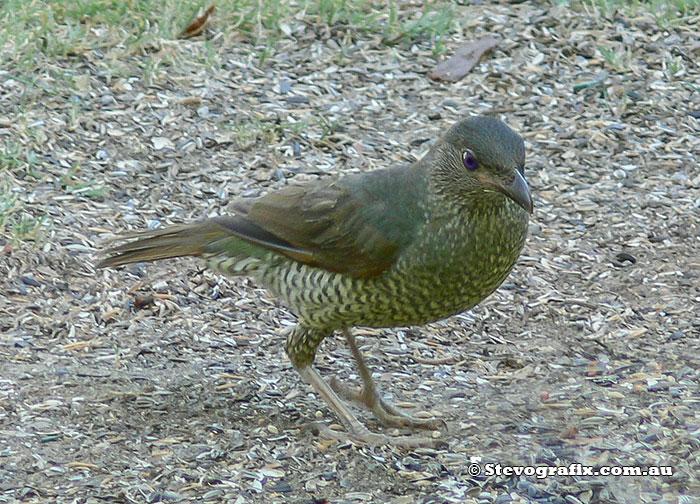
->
[[229, 169, 427, 278], [98, 167, 427, 278]]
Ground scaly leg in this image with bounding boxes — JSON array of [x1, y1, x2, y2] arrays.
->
[[286, 325, 441, 447], [330, 330, 444, 430], [296, 365, 441, 448]]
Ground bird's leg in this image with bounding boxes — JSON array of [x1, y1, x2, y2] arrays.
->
[[330, 330, 444, 430], [285, 325, 375, 437], [295, 366, 380, 440], [286, 326, 441, 448]]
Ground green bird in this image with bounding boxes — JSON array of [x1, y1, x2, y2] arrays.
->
[[98, 116, 533, 447]]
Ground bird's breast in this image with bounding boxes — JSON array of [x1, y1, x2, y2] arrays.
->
[[257, 201, 529, 331], [360, 202, 529, 326]]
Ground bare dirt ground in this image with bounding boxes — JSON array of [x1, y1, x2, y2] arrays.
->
[[1, 2, 699, 503]]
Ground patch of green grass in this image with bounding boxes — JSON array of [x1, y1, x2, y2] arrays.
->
[[573, 0, 700, 26], [599, 46, 631, 72], [64, 180, 110, 199], [0, 0, 208, 86], [1, 1, 458, 80], [225, 114, 342, 150], [0, 142, 42, 181], [0, 197, 50, 244], [227, 116, 282, 151], [314, 115, 343, 140], [317, 0, 360, 25], [0, 143, 25, 174], [240, 0, 456, 62], [582, 0, 697, 75], [0, 154, 50, 244], [663, 53, 685, 80], [383, 2, 456, 54], [59, 164, 109, 200], [284, 118, 313, 138]]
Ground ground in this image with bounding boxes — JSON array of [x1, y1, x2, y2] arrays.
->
[[1, 1, 699, 503]]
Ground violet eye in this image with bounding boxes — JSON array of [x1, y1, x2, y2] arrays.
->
[[462, 150, 478, 170]]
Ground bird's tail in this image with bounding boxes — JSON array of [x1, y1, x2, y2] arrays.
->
[[96, 221, 230, 268]]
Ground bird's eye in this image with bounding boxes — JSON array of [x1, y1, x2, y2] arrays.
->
[[462, 150, 478, 171]]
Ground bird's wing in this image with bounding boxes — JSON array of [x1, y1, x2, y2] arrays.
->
[[214, 169, 426, 278]]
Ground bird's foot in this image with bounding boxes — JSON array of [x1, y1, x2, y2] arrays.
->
[[310, 422, 445, 449], [336, 330, 446, 431], [295, 365, 445, 449], [329, 377, 446, 431]]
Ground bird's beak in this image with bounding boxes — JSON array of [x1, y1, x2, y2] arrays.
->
[[499, 170, 533, 214]]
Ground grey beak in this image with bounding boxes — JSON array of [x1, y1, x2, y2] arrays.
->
[[501, 170, 533, 214]]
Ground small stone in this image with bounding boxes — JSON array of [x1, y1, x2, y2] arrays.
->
[[279, 80, 292, 93], [267, 481, 292, 492], [21, 276, 41, 287], [151, 137, 175, 150], [100, 94, 115, 106], [286, 95, 309, 104]]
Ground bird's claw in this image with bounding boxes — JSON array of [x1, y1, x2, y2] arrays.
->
[[310, 422, 446, 449], [329, 377, 445, 431]]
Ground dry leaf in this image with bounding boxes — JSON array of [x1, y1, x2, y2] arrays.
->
[[180, 5, 215, 39], [430, 36, 499, 82]]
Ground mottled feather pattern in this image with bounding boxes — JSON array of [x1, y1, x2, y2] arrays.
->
[[204, 195, 527, 337]]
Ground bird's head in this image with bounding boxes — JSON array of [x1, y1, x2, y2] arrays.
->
[[432, 116, 533, 215]]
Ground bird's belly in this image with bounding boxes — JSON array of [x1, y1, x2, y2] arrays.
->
[[267, 242, 523, 330], [358, 217, 527, 327], [261, 210, 528, 330], [359, 259, 515, 327]]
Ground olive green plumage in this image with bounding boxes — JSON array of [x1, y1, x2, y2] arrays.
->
[[98, 116, 532, 443]]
